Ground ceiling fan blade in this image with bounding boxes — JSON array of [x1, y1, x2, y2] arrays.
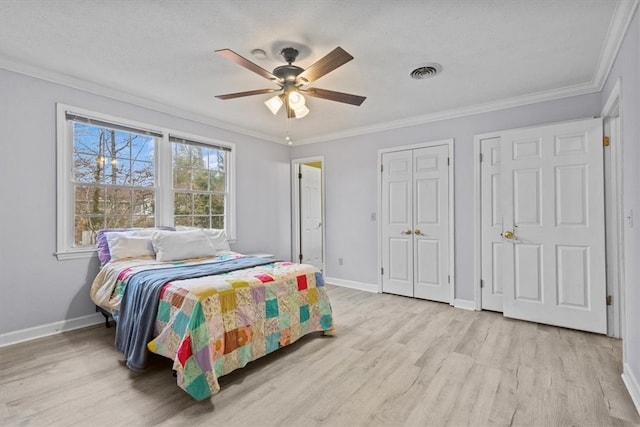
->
[[304, 88, 366, 106], [215, 48, 278, 81], [215, 88, 279, 100], [297, 47, 354, 84]]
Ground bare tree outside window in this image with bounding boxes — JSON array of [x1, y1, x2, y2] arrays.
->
[[72, 123, 156, 246]]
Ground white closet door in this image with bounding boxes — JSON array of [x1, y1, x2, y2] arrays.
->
[[381, 150, 414, 297], [501, 118, 606, 333], [413, 145, 450, 302], [480, 137, 504, 311]]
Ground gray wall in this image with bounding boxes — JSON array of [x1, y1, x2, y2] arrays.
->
[[291, 93, 602, 301], [602, 7, 640, 405], [0, 69, 291, 335]]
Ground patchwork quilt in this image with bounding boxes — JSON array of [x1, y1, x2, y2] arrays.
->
[[90, 254, 334, 400]]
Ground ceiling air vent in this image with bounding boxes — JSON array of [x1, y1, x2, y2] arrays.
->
[[410, 63, 442, 79]]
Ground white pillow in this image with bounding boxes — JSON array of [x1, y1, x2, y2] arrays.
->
[[202, 229, 231, 253], [152, 229, 217, 262], [105, 231, 155, 261], [175, 226, 231, 253]]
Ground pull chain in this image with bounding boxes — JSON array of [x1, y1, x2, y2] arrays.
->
[[286, 116, 292, 145]]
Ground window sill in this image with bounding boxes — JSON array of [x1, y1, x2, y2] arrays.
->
[[55, 249, 97, 261]]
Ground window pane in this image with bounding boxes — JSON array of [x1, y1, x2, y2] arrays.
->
[[211, 216, 224, 229], [73, 123, 102, 154], [174, 192, 191, 215], [74, 153, 103, 183], [211, 194, 224, 215], [74, 216, 103, 246], [130, 135, 155, 162], [132, 160, 154, 186], [192, 169, 208, 191], [191, 146, 206, 168], [105, 188, 132, 215], [75, 186, 104, 215], [133, 216, 154, 228], [174, 167, 191, 190], [173, 144, 191, 168], [193, 216, 210, 228], [209, 171, 225, 192], [133, 189, 154, 215], [174, 216, 192, 227], [193, 194, 210, 215], [105, 216, 132, 229]]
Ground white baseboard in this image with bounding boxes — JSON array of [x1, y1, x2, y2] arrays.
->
[[454, 299, 477, 311], [324, 276, 378, 293], [623, 363, 640, 416], [0, 313, 105, 347]]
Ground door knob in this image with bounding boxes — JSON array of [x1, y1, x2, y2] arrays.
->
[[502, 230, 515, 239], [401, 229, 412, 235], [414, 229, 423, 236]]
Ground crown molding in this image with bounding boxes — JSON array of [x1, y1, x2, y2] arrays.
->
[[294, 81, 600, 145], [592, 0, 639, 90], [0, 55, 282, 145]]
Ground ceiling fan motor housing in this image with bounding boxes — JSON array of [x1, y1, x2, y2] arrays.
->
[[280, 47, 299, 64]]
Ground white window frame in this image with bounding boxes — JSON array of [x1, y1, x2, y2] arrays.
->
[[56, 103, 236, 260]]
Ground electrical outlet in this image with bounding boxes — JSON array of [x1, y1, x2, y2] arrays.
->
[[338, 258, 343, 266]]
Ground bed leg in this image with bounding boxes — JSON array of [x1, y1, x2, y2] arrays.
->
[[95, 306, 112, 328]]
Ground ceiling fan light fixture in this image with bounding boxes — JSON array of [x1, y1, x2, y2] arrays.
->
[[264, 95, 283, 115], [293, 105, 309, 119], [288, 91, 306, 109]]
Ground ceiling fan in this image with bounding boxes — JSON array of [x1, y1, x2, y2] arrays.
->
[[214, 46, 366, 119]]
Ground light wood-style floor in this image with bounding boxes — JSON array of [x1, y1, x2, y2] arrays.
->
[[1, 285, 638, 427]]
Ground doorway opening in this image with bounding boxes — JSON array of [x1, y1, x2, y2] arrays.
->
[[291, 157, 325, 273]]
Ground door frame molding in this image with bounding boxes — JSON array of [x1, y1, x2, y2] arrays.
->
[[602, 78, 624, 339], [291, 156, 325, 273], [377, 138, 455, 304]]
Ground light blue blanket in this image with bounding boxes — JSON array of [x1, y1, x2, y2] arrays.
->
[[115, 256, 275, 371]]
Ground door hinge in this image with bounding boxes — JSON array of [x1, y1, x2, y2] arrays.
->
[[298, 172, 302, 179], [447, 157, 450, 166], [606, 295, 612, 306], [603, 136, 610, 147], [480, 279, 484, 288], [381, 267, 384, 275], [447, 275, 450, 284], [381, 164, 383, 173], [299, 253, 303, 262], [480, 153, 483, 162]]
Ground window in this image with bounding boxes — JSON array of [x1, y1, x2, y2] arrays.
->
[[56, 104, 235, 260], [171, 137, 230, 229]]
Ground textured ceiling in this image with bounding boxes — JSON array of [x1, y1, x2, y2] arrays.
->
[[0, 0, 633, 144]]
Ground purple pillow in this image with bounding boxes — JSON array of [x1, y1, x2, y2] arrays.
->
[[96, 227, 174, 265]]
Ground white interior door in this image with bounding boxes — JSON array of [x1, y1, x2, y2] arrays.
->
[[381, 150, 414, 297], [480, 137, 504, 311], [413, 145, 450, 302], [381, 145, 450, 302], [300, 164, 323, 271], [501, 118, 606, 333]]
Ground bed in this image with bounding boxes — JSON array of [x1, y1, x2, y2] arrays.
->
[[89, 227, 334, 401]]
